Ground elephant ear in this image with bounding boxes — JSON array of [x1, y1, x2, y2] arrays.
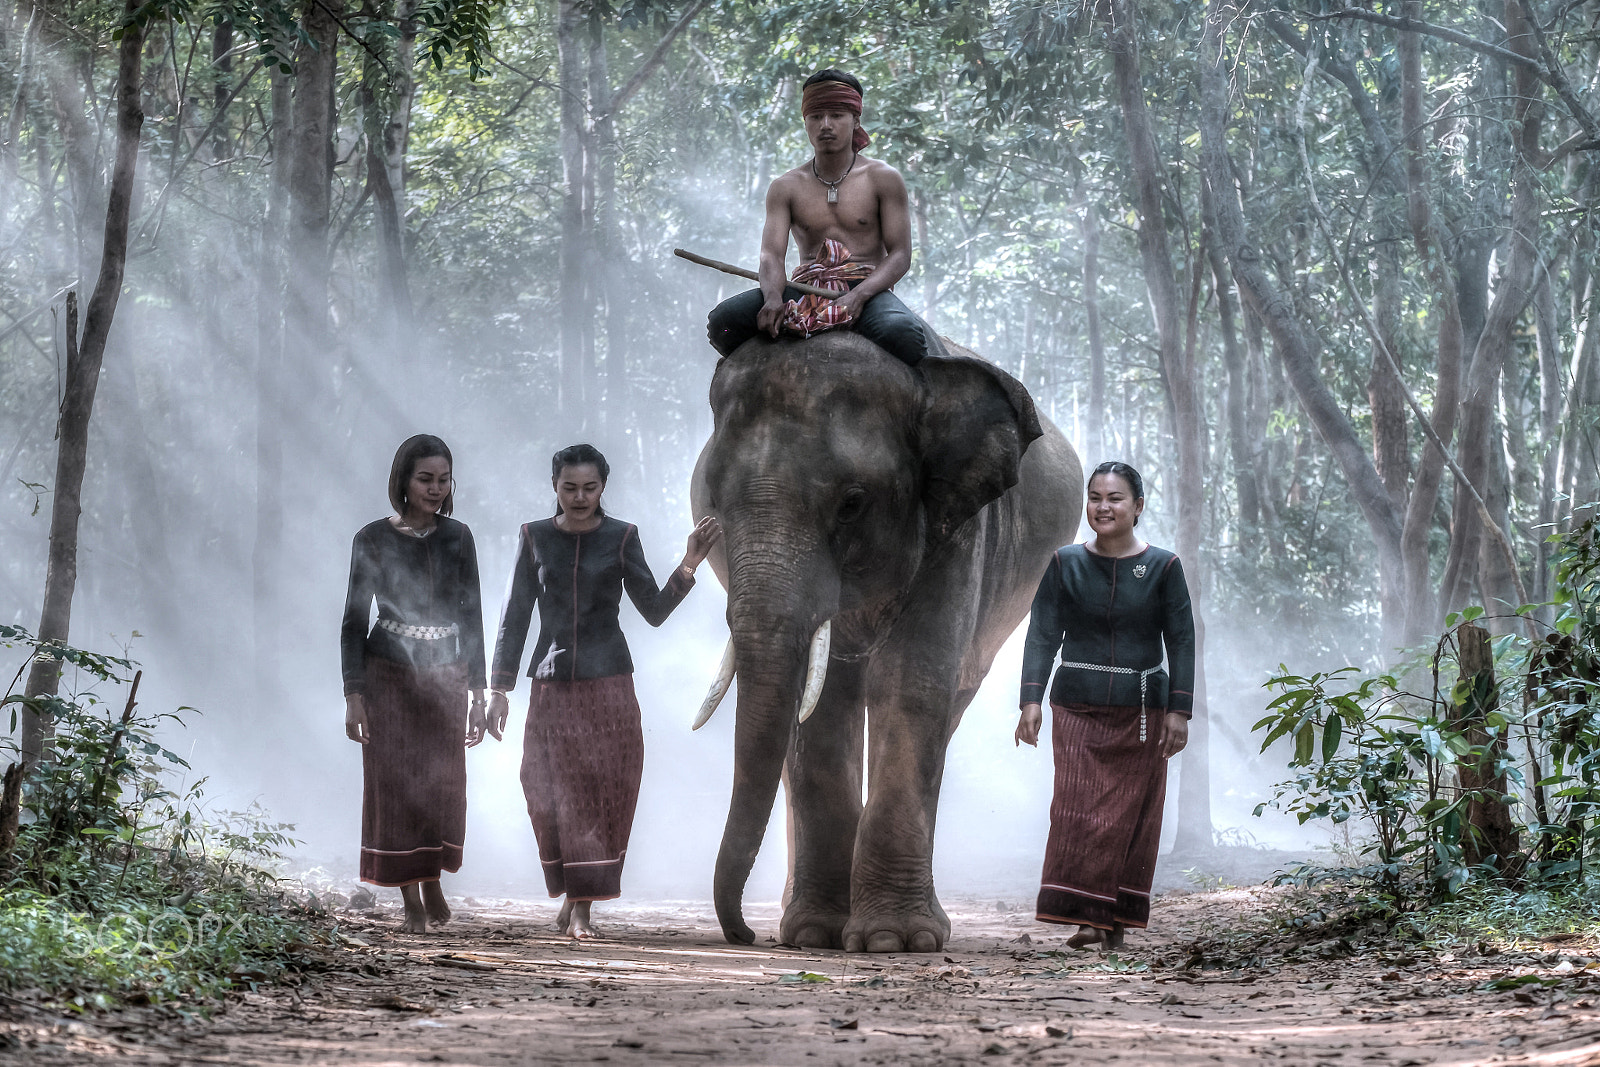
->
[[917, 351, 1044, 544]]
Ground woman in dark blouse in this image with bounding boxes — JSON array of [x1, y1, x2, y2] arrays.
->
[[342, 435, 490, 934], [1015, 461, 1195, 950], [487, 443, 721, 939]]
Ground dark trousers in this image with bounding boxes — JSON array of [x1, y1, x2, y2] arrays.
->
[[706, 286, 939, 366]]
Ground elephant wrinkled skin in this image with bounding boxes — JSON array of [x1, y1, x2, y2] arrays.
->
[[691, 332, 1082, 953]]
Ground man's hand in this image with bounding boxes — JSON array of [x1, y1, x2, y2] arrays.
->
[[487, 690, 510, 741], [829, 288, 866, 325], [345, 695, 370, 744], [1015, 703, 1043, 747], [1162, 712, 1189, 759], [756, 298, 786, 337]]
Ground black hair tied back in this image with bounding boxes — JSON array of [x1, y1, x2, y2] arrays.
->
[[1090, 461, 1144, 502], [551, 443, 610, 485]]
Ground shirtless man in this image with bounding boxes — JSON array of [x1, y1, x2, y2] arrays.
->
[[706, 69, 938, 366]]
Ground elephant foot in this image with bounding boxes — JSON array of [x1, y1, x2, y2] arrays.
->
[[779, 897, 851, 950], [841, 907, 950, 954]]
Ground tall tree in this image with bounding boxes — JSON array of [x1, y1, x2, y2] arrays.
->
[[20, 0, 147, 762]]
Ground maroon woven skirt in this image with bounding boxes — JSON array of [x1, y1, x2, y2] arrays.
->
[[359, 656, 468, 887], [1036, 702, 1168, 930], [520, 674, 644, 901]]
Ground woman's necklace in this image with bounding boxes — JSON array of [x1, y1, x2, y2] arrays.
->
[[811, 152, 857, 204]]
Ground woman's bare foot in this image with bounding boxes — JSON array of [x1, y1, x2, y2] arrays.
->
[[567, 900, 596, 940], [1066, 925, 1103, 950], [399, 884, 428, 934], [1103, 924, 1126, 952], [556, 898, 573, 932], [422, 880, 452, 926]]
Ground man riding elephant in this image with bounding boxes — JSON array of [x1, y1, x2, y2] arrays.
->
[[691, 333, 1081, 953], [705, 68, 939, 366]]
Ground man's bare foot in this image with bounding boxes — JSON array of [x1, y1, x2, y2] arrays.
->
[[1066, 925, 1102, 950], [422, 880, 452, 926], [399, 884, 429, 934], [556, 898, 573, 932], [1103, 924, 1126, 952]]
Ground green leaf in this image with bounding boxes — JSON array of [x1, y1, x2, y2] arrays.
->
[[1294, 721, 1315, 765], [1321, 713, 1342, 762]]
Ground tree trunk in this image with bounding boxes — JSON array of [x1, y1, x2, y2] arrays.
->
[[21, 3, 145, 762], [254, 65, 292, 699], [1452, 623, 1520, 869], [284, 0, 339, 389], [1447, 0, 1543, 622], [1081, 203, 1106, 465], [363, 0, 417, 343], [1533, 270, 1561, 604], [1199, 0, 1406, 637], [1201, 180, 1260, 531], [556, 0, 589, 426], [1395, 5, 1465, 646], [1105, 0, 1211, 850]]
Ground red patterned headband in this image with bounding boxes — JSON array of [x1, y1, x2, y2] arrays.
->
[[801, 81, 871, 151]]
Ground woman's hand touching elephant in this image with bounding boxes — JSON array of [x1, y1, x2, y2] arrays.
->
[[345, 695, 370, 744], [1015, 703, 1043, 747], [1161, 712, 1189, 759], [683, 516, 724, 571]]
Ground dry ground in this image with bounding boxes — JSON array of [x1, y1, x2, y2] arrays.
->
[[7, 889, 1600, 1066]]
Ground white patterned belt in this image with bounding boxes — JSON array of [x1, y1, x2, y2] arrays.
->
[[1059, 661, 1162, 743], [376, 618, 459, 641]]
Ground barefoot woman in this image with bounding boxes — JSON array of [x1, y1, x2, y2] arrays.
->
[[488, 444, 721, 939], [1015, 461, 1195, 951], [342, 435, 491, 934]]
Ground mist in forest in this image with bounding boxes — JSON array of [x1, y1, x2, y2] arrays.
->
[[0, 252, 1335, 905], [2, 0, 1471, 909]]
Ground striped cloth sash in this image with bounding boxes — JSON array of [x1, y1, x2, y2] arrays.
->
[[780, 239, 876, 338], [1058, 661, 1163, 743]]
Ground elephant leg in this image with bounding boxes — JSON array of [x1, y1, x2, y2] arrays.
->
[[843, 653, 966, 954], [780, 659, 865, 949]]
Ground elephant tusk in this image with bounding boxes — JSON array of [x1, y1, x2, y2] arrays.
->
[[693, 639, 737, 731], [796, 620, 832, 724]]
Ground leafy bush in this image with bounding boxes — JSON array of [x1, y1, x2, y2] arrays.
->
[[1252, 509, 1600, 912], [1, 626, 321, 1010]]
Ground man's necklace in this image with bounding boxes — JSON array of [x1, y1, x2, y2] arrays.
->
[[811, 152, 856, 204]]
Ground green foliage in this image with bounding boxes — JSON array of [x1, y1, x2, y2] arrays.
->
[[0, 629, 320, 1008], [1253, 510, 1600, 913]]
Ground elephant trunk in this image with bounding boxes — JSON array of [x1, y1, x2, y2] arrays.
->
[[712, 531, 838, 945], [713, 620, 807, 944]]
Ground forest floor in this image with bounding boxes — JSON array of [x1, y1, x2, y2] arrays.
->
[[8, 860, 1600, 1066]]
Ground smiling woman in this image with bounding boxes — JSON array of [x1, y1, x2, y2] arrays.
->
[[1015, 460, 1196, 952]]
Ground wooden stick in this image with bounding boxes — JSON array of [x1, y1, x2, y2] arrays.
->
[[673, 248, 843, 300]]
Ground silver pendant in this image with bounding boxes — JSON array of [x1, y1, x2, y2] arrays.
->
[[827, 187, 838, 204], [1133, 563, 1147, 578]]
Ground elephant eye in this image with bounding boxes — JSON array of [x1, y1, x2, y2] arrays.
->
[[836, 487, 867, 525]]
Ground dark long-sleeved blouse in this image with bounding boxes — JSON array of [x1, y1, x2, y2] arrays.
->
[[490, 514, 693, 689], [341, 515, 487, 696], [1019, 543, 1195, 716]]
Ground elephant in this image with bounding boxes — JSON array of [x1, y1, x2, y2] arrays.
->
[[689, 331, 1083, 953]]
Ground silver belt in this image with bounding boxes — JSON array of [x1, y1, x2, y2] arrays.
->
[[376, 618, 459, 641], [1060, 661, 1162, 743]]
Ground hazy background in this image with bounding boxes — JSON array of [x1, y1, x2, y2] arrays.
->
[[0, 0, 1421, 909]]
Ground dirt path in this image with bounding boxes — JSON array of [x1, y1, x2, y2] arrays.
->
[[7, 890, 1600, 1066]]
